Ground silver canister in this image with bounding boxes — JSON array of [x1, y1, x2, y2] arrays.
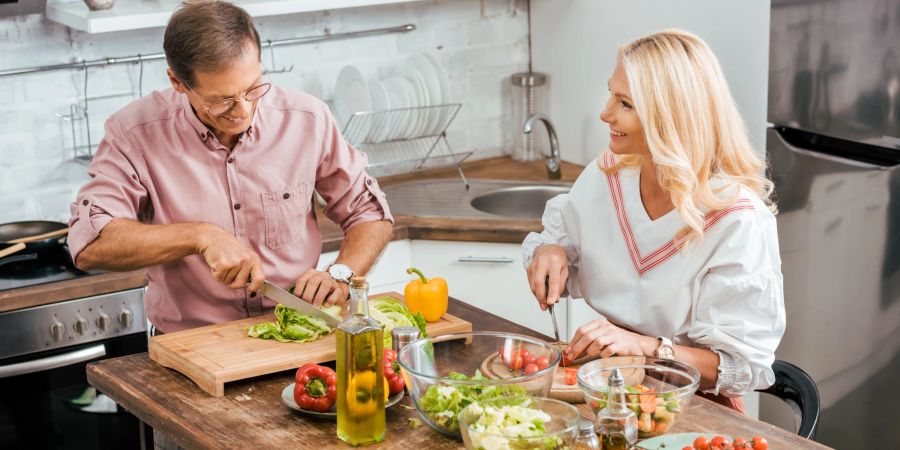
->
[[391, 326, 421, 354]]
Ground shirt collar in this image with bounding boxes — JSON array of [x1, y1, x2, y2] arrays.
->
[[176, 90, 262, 148]]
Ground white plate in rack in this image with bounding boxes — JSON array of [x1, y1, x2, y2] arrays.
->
[[397, 64, 430, 139], [381, 75, 414, 141], [421, 52, 452, 131], [366, 78, 391, 144], [407, 53, 443, 136], [333, 65, 371, 143]]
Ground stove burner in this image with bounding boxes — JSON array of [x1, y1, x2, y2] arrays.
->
[[0, 246, 96, 291]]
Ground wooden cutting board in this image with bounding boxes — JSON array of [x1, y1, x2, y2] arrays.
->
[[149, 292, 472, 397]]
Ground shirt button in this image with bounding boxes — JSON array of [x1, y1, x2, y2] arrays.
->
[[233, 203, 241, 210], [82, 199, 89, 206], [366, 179, 373, 186], [227, 157, 234, 164], [283, 193, 290, 199], [249, 292, 257, 298]]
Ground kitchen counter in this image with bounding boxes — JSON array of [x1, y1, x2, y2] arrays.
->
[[86, 297, 831, 449], [1, 156, 579, 312]]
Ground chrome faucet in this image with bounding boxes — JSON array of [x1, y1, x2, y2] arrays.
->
[[523, 113, 561, 180]]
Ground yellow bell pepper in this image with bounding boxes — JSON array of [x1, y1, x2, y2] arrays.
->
[[404, 267, 448, 322]]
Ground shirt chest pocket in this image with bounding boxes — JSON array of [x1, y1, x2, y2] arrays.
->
[[261, 182, 312, 249]]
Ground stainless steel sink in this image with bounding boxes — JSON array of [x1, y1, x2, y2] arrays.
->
[[381, 179, 571, 220], [470, 185, 570, 219]]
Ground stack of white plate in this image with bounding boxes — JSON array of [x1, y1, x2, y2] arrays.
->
[[332, 52, 452, 144]]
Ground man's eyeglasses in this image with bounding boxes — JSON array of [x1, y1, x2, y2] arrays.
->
[[184, 80, 272, 117]]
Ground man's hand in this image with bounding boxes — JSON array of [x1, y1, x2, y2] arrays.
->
[[565, 318, 656, 361], [526, 244, 569, 310], [292, 269, 349, 307], [198, 226, 265, 292]]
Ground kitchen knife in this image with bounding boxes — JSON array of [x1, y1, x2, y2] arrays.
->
[[548, 303, 561, 344], [259, 281, 340, 328]]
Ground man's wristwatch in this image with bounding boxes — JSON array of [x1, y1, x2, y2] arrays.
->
[[654, 336, 675, 360], [327, 264, 354, 284]]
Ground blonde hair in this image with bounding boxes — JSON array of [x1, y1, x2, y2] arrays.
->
[[603, 29, 775, 245]]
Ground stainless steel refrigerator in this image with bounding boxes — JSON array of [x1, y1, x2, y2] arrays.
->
[[764, 1, 900, 447]]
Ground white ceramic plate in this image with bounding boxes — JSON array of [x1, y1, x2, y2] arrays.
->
[[367, 78, 391, 143], [381, 75, 413, 141], [637, 433, 729, 450], [281, 382, 404, 419], [407, 53, 443, 136], [421, 52, 452, 132], [397, 65, 430, 138], [333, 65, 371, 143]]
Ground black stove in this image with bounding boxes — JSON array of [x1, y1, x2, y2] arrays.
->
[[0, 246, 103, 291]]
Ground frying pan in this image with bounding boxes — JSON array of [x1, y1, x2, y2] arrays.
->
[[0, 221, 69, 259]]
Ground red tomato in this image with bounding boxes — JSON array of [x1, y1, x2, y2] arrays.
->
[[505, 353, 524, 371], [564, 367, 577, 385], [732, 438, 746, 448], [710, 436, 727, 447], [524, 363, 540, 375], [751, 436, 768, 450], [682, 447, 694, 450], [693, 436, 709, 450], [520, 350, 536, 366], [535, 356, 550, 370]]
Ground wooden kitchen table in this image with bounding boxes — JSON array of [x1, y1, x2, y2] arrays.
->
[[87, 299, 831, 449]]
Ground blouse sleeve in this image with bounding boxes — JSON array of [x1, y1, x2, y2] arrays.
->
[[522, 193, 583, 299], [687, 215, 787, 397]]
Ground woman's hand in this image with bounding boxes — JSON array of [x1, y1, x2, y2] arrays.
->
[[527, 244, 569, 310], [565, 318, 657, 361]]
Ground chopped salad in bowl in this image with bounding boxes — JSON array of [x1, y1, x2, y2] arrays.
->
[[458, 397, 580, 450]]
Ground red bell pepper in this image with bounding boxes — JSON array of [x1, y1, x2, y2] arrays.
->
[[383, 349, 405, 395], [294, 363, 337, 412]]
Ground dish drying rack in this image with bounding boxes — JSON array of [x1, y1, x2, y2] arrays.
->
[[342, 103, 471, 188]]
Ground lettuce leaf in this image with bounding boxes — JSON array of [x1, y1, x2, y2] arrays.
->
[[418, 371, 529, 433], [247, 304, 337, 343], [369, 296, 429, 348]]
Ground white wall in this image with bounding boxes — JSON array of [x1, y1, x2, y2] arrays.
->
[[531, 0, 771, 165], [0, 0, 529, 224]]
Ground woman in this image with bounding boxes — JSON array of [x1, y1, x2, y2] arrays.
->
[[523, 30, 786, 412]]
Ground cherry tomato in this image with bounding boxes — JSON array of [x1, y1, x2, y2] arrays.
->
[[682, 447, 694, 450], [520, 350, 536, 366], [505, 353, 524, 371], [535, 356, 550, 370], [524, 363, 540, 375], [693, 436, 709, 450], [710, 436, 727, 447], [751, 436, 768, 450], [732, 438, 746, 448]]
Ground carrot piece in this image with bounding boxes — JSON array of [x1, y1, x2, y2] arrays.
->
[[639, 389, 657, 413]]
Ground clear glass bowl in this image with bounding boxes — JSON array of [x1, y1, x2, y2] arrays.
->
[[577, 356, 700, 439], [459, 397, 581, 450], [397, 331, 562, 438]]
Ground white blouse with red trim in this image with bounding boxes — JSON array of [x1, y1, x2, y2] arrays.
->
[[522, 153, 786, 397]]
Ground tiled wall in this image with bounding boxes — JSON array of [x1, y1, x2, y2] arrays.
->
[[0, 0, 528, 223]]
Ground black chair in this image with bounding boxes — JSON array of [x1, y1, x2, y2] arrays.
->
[[756, 359, 820, 439]]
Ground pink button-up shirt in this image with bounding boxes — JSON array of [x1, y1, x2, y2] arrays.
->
[[68, 87, 393, 333]]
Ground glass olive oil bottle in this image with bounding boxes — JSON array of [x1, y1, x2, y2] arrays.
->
[[336, 277, 385, 446], [596, 368, 638, 450]]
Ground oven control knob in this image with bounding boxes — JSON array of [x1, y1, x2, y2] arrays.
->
[[118, 309, 133, 328], [73, 316, 89, 335], [50, 319, 66, 341], [96, 313, 111, 331]]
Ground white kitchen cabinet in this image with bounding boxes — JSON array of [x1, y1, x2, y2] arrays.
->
[[408, 240, 566, 338]]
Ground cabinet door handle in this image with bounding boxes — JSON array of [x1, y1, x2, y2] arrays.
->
[[457, 256, 514, 263]]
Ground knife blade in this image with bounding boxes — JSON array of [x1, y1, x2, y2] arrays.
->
[[259, 281, 340, 328], [548, 303, 561, 343]]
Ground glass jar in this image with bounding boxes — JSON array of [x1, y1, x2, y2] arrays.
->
[[574, 419, 600, 450], [509, 71, 549, 161]]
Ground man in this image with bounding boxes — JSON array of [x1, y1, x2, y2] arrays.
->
[[68, 1, 393, 334]]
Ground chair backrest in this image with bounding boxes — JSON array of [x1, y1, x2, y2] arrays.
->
[[757, 359, 820, 439]]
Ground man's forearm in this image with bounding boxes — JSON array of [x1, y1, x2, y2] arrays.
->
[[333, 220, 393, 276], [75, 218, 212, 271]]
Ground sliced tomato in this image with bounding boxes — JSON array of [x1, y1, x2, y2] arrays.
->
[[564, 367, 577, 385]]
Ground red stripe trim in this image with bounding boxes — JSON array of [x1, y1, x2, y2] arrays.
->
[[602, 154, 755, 277]]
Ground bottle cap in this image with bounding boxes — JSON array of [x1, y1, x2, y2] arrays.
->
[[608, 368, 624, 387], [578, 418, 596, 435], [391, 326, 421, 354]]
